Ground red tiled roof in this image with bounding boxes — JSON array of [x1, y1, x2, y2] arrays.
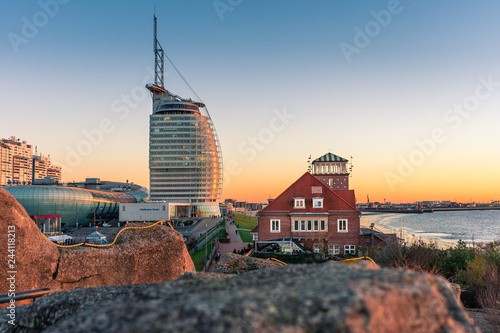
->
[[258, 172, 359, 215], [250, 225, 258, 233]]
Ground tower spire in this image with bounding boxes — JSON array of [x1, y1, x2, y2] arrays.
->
[[153, 14, 164, 89]]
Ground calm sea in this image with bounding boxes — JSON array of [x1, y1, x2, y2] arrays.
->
[[363, 210, 500, 245]]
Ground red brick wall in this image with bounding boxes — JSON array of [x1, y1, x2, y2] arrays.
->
[[313, 174, 349, 190], [258, 213, 362, 253], [258, 215, 292, 241]]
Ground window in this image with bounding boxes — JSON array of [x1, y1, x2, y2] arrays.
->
[[314, 245, 321, 253], [344, 245, 356, 255], [328, 178, 333, 186], [292, 219, 327, 232], [329, 245, 340, 255], [338, 219, 348, 232], [294, 198, 305, 209], [271, 219, 280, 233], [122, 206, 125, 211], [312, 198, 324, 208]]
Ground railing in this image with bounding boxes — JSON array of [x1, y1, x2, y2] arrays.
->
[[204, 241, 220, 272], [45, 221, 173, 248]]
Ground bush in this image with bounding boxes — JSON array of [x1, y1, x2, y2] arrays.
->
[[368, 239, 500, 310], [369, 241, 441, 274], [477, 263, 500, 309], [435, 240, 474, 279]]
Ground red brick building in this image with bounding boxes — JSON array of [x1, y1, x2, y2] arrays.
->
[[256, 153, 396, 255]]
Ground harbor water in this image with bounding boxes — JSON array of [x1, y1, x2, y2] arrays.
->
[[362, 210, 500, 245]]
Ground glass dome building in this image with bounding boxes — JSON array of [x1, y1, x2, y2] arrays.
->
[[4, 183, 148, 227]]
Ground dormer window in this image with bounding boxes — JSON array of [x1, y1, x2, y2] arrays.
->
[[294, 198, 305, 209], [312, 198, 324, 208]]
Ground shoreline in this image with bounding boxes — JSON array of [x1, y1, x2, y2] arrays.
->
[[360, 213, 456, 250]]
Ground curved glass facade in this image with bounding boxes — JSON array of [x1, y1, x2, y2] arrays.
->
[[148, 97, 223, 216], [4, 185, 148, 227]]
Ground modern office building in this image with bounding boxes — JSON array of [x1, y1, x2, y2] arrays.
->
[[145, 16, 223, 217], [0, 137, 62, 186], [4, 179, 149, 227]]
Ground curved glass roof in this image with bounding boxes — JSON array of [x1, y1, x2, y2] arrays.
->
[[4, 185, 149, 227]]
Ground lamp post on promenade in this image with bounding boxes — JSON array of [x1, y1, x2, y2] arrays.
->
[[204, 222, 208, 272]]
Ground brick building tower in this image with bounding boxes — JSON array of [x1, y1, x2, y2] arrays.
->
[[311, 152, 350, 190]]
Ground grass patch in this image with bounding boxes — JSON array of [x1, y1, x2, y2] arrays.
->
[[190, 225, 226, 268], [191, 244, 213, 265], [238, 229, 254, 243], [233, 213, 258, 230]]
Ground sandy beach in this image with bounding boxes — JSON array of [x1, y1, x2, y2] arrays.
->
[[360, 213, 456, 250]]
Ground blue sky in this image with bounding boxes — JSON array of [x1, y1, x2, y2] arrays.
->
[[1, 1, 500, 202]]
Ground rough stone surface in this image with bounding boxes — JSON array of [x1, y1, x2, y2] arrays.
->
[[214, 253, 283, 274], [0, 190, 194, 296], [0, 262, 480, 333], [0, 189, 59, 294], [47, 223, 195, 291], [467, 309, 500, 333]]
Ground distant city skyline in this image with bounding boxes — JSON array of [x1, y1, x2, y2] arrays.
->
[[2, 1, 500, 203]]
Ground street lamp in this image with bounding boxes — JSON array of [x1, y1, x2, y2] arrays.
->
[[204, 222, 208, 272]]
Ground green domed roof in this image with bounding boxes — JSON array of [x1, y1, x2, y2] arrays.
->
[[312, 153, 348, 163]]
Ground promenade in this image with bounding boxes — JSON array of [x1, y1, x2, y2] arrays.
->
[[207, 219, 249, 272]]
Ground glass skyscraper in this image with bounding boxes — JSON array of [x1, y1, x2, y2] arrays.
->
[[146, 16, 222, 217]]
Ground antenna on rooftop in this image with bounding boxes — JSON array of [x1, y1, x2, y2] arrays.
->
[[154, 13, 165, 89], [349, 155, 354, 177]]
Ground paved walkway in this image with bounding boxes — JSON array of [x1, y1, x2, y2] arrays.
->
[[207, 220, 248, 272]]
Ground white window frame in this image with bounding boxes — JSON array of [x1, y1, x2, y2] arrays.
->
[[320, 220, 327, 231], [270, 219, 280, 233], [329, 245, 340, 255], [344, 245, 356, 255], [312, 198, 324, 209], [307, 220, 312, 231], [294, 198, 305, 209], [314, 245, 321, 253], [292, 219, 328, 232], [337, 219, 348, 232]]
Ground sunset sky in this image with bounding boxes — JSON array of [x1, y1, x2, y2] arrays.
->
[[2, 1, 500, 203]]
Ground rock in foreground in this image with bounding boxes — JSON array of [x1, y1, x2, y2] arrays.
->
[[2, 262, 479, 333], [47, 223, 195, 291], [0, 189, 194, 295], [214, 253, 283, 274], [0, 189, 59, 295]]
